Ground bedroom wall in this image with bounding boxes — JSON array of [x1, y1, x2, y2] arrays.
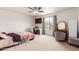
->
[[77, 8, 79, 32], [44, 8, 78, 23], [54, 8, 78, 37], [0, 9, 34, 32], [54, 7, 78, 35], [39, 7, 78, 35], [55, 8, 78, 23], [34, 16, 43, 34]]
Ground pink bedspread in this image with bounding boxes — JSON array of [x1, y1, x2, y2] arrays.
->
[[0, 32, 35, 49], [19, 32, 35, 40], [0, 33, 13, 48]]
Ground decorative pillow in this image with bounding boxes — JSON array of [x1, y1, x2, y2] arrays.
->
[[0, 33, 9, 39], [1, 32, 7, 34]]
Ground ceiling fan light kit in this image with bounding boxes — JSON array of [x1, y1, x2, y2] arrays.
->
[[33, 11, 38, 14]]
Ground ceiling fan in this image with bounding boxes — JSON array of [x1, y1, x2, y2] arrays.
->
[[28, 7, 44, 13]]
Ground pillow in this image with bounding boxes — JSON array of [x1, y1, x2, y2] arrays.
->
[[0, 33, 9, 39], [1, 32, 7, 34]]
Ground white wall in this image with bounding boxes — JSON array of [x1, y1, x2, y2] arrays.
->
[[54, 8, 78, 38], [77, 8, 79, 32], [0, 9, 34, 32], [43, 8, 78, 23], [50, 8, 78, 37], [39, 8, 78, 36], [33, 8, 79, 36], [55, 8, 78, 23], [34, 16, 43, 34]]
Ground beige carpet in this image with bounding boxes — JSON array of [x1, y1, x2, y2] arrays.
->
[[4, 35, 79, 51]]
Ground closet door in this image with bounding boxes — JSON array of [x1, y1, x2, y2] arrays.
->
[[68, 20, 77, 37]]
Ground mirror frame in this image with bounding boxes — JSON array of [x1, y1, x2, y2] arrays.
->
[[57, 21, 67, 32]]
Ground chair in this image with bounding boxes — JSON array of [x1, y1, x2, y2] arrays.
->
[[68, 37, 79, 46], [55, 31, 66, 41], [33, 27, 40, 34]]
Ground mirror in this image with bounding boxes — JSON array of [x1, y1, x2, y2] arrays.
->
[[57, 21, 66, 31]]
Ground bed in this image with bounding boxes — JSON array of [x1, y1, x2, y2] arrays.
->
[[0, 32, 35, 50]]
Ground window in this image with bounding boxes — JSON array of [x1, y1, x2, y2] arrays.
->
[[45, 17, 50, 29], [45, 17, 54, 30], [49, 17, 54, 29]]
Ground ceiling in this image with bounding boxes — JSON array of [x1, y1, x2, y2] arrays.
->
[[0, 7, 72, 17]]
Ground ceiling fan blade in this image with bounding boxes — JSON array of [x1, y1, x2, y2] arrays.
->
[[38, 7, 42, 10], [28, 7, 42, 11], [34, 7, 37, 9], [28, 7, 35, 10]]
